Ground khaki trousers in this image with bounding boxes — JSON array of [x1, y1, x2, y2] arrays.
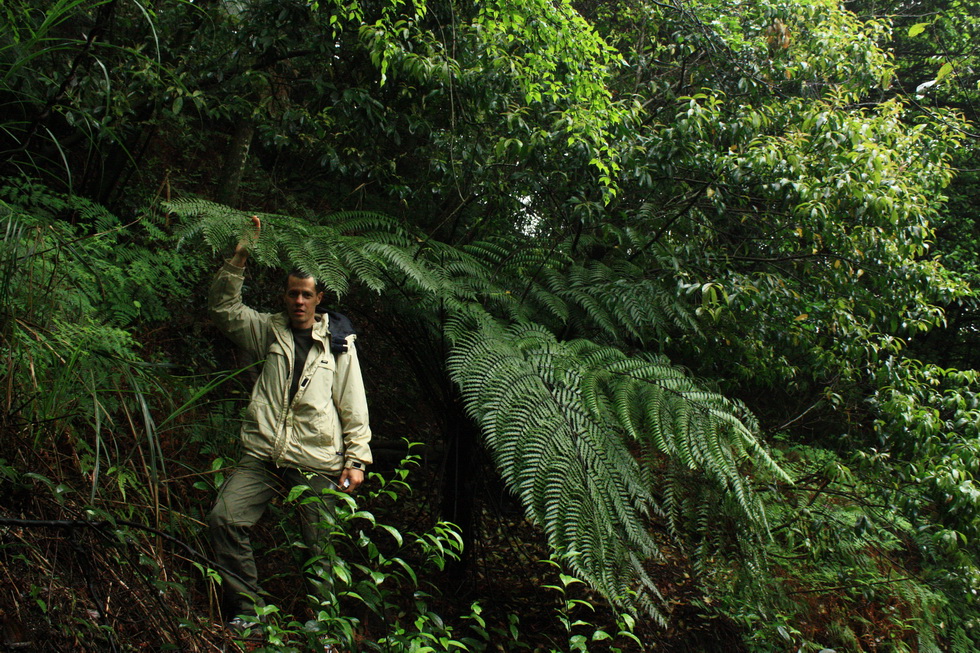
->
[[206, 455, 338, 619]]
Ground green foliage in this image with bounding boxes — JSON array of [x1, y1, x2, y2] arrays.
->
[[539, 558, 643, 652], [869, 361, 980, 568], [0, 0, 185, 194], [0, 181, 202, 434], [585, 0, 980, 646], [632, 80, 969, 390], [240, 445, 487, 652], [704, 444, 965, 652], [4, 0, 980, 648], [0, 181, 226, 650], [851, 0, 980, 370], [467, 0, 630, 197]]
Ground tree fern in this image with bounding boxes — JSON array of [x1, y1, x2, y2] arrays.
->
[[166, 198, 787, 620], [448, 321, 666, 622]]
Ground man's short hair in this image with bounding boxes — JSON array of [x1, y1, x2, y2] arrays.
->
[[285, 269, 324, 293]]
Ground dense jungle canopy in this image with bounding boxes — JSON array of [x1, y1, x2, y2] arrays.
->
[[1, 0, 979, 650]]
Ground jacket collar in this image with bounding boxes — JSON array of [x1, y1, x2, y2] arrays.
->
[[270, 312, 330, 350]]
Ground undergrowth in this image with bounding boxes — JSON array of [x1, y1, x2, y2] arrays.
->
[[0, 180, 645, 652], [701, 442, 980, 652]]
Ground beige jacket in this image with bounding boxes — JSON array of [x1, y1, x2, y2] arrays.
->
[[209, 262, 372, 473]]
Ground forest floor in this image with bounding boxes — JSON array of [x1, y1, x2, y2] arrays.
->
[[0, 438, 746, 653], [238, 457, 747, 652]]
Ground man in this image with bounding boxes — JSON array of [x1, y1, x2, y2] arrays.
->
[[206, 216, 372, 633]]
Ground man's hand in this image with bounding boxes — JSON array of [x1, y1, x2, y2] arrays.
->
[[338, 468, 365, 494], [230, 215, 261, 267]]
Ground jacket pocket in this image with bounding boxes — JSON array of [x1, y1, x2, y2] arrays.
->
[[293, 357, 339, 449], [243, 399, 276, 449], [254, 342, 289, 406]]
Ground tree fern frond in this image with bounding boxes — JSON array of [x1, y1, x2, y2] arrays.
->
[[447, 319, 783, 617], [459, 238, 514, 267], [449, 322, 662, 580], [527, 282, 571, 324], [363, 241, 446, 295], [277, 228, 349, 295], [324, 210, 409, 241], [461, 236, 569, 274], [334, 244, 386, 293], [167, 199, 255, 252], [165, 199, 444, 297], [529, 259, 698, 344]]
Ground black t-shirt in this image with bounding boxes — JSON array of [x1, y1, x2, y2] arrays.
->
[[289, 327, 315, 403]]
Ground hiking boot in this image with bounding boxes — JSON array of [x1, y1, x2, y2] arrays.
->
[[225, 616, 262, 636]]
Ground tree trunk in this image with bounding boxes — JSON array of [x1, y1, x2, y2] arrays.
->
[[216, 119, 255, 207]]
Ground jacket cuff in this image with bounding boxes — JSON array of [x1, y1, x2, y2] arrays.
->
[[344, 459, 367, 471], [223, 259, 246, 274]]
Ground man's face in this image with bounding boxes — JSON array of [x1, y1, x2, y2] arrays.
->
[[283, 275, 323, 329]]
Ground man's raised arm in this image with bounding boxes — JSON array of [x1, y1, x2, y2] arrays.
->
[[208, 216, 267, 355], [229, 215, 261, 268]]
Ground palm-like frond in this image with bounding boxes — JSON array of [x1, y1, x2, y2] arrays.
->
[[449, 232, 698, 344], [448, 319, 786, 618], [165, 199, 430, 296], [536, 259, 698, 343]]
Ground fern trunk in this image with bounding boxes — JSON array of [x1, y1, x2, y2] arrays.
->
[[216, 119, 255, 207], [440, 403, 481, 576]]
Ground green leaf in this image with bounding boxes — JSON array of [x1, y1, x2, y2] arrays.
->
[[286, 484, 311, 502], [907, 23, 929, 37]]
